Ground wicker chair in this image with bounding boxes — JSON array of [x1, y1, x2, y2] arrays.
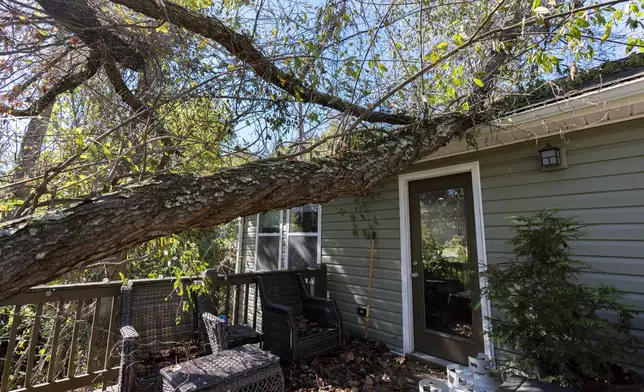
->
[[118, 280, 202, 392], [257, 273, 342, 363], [201, 312, 228, 353]]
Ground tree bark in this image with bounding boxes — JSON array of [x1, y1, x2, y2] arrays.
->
[[0, 114, 471, 301], [12, 105, 53, 201], [35, 0, 144, 71]]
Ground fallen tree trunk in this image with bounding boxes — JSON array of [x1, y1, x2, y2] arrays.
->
[[0, 115, 470, 300]]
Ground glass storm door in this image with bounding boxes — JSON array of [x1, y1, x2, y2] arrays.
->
[[409, 172, 484, 364]]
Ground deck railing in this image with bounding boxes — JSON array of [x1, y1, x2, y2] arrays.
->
[[0, 282, 122, 392], [0, 265, 327, 392], [204, 265, 327, 329]]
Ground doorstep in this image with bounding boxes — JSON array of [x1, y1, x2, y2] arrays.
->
[[406, 351, 453, 368], [401, 352, 449, 392]]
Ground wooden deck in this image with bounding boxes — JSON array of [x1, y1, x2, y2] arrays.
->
[[0, 267, 327, 392]]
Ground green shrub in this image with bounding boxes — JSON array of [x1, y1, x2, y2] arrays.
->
[[483, 210, 639, 388]]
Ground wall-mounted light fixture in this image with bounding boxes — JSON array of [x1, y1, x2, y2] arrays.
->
[[538, 144, 567, 171]]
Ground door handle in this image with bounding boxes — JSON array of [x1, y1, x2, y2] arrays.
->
[[411, 272, 419, 279], [412, 261, 419, 266]]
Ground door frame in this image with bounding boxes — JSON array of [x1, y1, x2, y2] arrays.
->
[[398, 161, 494, 358]]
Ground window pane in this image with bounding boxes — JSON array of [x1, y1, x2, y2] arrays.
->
[[288, 237, 318, 269], [257, 236, 280, 271], [258, 210, 281, 233], [289, 205, 318, 233], [541, 149, 556, 158], [418, 187, 473, 339]]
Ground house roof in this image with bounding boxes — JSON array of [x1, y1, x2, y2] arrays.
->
[[421, 54, 644, 162]]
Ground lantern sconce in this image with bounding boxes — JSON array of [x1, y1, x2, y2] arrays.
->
[[538, 144, 568, 171]]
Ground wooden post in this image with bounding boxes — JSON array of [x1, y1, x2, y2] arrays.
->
[[252, 284, 258, 330], [47, 301, 64, 382], [243, 283, 249, 325], [67, 300, 83, 379], [103, 296, 118, 370], [233, 285, 241, 325], [87, 297, 102, 372], [1, 305, 22, 392], [24, 303, 43, 387], [313, 264, 328, 298]]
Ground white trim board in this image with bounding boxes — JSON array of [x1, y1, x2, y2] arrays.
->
[[235, 217, 244, 273], [419, 76, 644, 163], [397, 161, 494, 359]]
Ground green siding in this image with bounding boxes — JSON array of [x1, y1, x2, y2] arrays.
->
[[322, 179, 405, 351], [321, 118, 644, 360]]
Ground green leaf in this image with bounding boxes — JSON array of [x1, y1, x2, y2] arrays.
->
[[102, 145, 112, 158], [602, 22, 613, 42], [574, 17, 590, 28], [75, 135, 84, 153], [569, 25, 582, 40], [473, 78, 484, 87]]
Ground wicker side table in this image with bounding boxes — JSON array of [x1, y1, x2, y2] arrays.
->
[[159, 345, 283, 392]]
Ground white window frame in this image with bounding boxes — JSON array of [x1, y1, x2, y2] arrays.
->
[[254, 210, 284, 271], [284, 205, 322, 269]]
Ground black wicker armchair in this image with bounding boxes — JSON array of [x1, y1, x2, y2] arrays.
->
[[118, 281, 202, 392], [257, 273, 342, 363]]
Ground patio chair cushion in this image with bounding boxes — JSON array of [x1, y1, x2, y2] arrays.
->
[[159, 344, 282, 392]]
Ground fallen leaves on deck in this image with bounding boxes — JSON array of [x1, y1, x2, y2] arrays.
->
[[283, 333, 445, 391]]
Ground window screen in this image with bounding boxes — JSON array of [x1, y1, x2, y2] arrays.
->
[[288, 236, 318, 269], [257, 236, 280, 271], [286, 204, 320, 270], [256, 210, 282, 270]]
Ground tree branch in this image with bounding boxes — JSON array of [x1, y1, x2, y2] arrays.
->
[[2, 52, 102, 117], [103, 63, 176, 169], [35, 0, 145, 71], [108, 0, 417, 125], [0, 113, 471, 300]]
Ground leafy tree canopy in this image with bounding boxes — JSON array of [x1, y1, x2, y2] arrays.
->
[[0, 0, 643, 297]]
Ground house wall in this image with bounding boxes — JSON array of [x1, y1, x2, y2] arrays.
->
[[322, 118, 644, 361], [239, 216, 256, 272]]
